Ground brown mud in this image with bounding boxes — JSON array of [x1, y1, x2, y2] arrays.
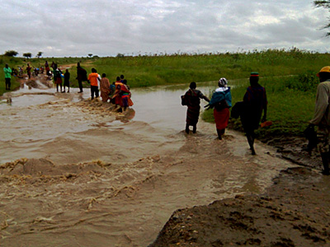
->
[[0, 74, 329, 247], [150, 167, 330, 247]]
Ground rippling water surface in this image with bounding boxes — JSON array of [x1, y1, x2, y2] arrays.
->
[[0, 81, 294, 247]]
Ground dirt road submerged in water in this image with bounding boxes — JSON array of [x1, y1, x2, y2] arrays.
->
[[0, 76, 328, 246]]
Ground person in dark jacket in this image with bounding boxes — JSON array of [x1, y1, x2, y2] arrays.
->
[[63, 69, 70, 93], [76, 62, 87, 93], [241, 72, 267, 155], [183, 82, 210, 134]]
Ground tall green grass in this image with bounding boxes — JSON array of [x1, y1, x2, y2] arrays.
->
[[2, 48, 329, 94], [1, 49, 329, 138]]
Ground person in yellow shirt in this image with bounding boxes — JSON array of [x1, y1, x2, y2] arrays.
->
[[88, 68, 100, 100]]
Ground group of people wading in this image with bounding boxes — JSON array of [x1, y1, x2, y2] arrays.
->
[[182, 66, 330, 176], [52, 62, 133, 113], [182, 72, 267, 156]]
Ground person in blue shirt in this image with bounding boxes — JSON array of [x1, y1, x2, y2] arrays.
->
[[208, 78, 232, 140]]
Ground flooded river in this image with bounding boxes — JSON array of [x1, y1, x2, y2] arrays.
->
[[0, 80, 296, 246]]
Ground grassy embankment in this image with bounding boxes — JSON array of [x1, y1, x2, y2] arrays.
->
[[0, 56, 25, 94], [1, 49, 329, 137]]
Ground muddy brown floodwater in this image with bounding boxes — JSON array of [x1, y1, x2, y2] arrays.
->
[[0, 75, 321, 246]]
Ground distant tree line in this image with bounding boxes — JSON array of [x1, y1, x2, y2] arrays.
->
[[3, 50, 43, 58], [3, 50, 97, 58]]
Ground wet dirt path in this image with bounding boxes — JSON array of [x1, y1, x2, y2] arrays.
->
[[0, 76, 299, 246]]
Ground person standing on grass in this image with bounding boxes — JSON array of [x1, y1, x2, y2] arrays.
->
[[183, 82, 210, 134], [241, 72, 267, 155], [88, 68, 99, 100], [309, 66, 330, 175], [3, 64, 12, 90], [208, 78, 232, 140]]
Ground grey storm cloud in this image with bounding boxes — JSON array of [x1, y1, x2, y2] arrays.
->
[[0, 0, 328, 57]]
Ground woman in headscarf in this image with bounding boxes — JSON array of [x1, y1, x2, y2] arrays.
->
[[241, 72, 267, 155], [208, 78, 232, 140], [183, 82, 210, 134]]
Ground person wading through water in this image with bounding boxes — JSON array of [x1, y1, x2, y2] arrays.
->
[[207, 78, 232, 140], [183, 82, 210, 134]]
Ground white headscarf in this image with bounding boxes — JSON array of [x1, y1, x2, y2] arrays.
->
[[215, 77, 228, 92], [218, 77, 228, 87]]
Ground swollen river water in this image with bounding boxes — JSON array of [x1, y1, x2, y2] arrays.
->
[[0, 82, 295, 246]]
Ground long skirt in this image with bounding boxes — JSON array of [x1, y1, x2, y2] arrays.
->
[[128, 97, 134, 106], [55, 77, 62, 84], [121, 95, 133, 107], [214, 108, 229, 130], [101, 91, 109, 102], [186, 105, 200, 126], [113, 94, 122, 106]]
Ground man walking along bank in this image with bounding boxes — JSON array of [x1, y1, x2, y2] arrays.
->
[[310, 66, 330, 175]]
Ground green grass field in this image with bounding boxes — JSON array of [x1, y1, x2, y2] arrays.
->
[[1, 48, 329, 138]]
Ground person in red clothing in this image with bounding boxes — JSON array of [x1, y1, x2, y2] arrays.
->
[[112, 77, 123, 107], [111, 77, 132, 112], [87, 68, 100, 100]]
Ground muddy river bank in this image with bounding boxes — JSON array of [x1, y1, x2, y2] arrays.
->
[[0, 75, 329, 246]]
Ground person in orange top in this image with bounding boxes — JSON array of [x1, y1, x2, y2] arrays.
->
[[88, 68, 100, 100]]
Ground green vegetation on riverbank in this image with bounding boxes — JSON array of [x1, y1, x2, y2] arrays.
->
[[0, 56, 24, 94], [1, 48, 329, 138]]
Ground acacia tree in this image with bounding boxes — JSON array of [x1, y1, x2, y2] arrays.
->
[[4, 50, 18, 57], [23, 53, 32, 59], [37, 51, 43, 58], [315, 0, 330, 36]]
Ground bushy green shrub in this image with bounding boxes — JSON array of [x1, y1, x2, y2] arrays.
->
[[284, 71, 318, 92]]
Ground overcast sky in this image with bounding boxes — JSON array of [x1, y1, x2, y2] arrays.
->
[[0, 0, 328, 57]]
